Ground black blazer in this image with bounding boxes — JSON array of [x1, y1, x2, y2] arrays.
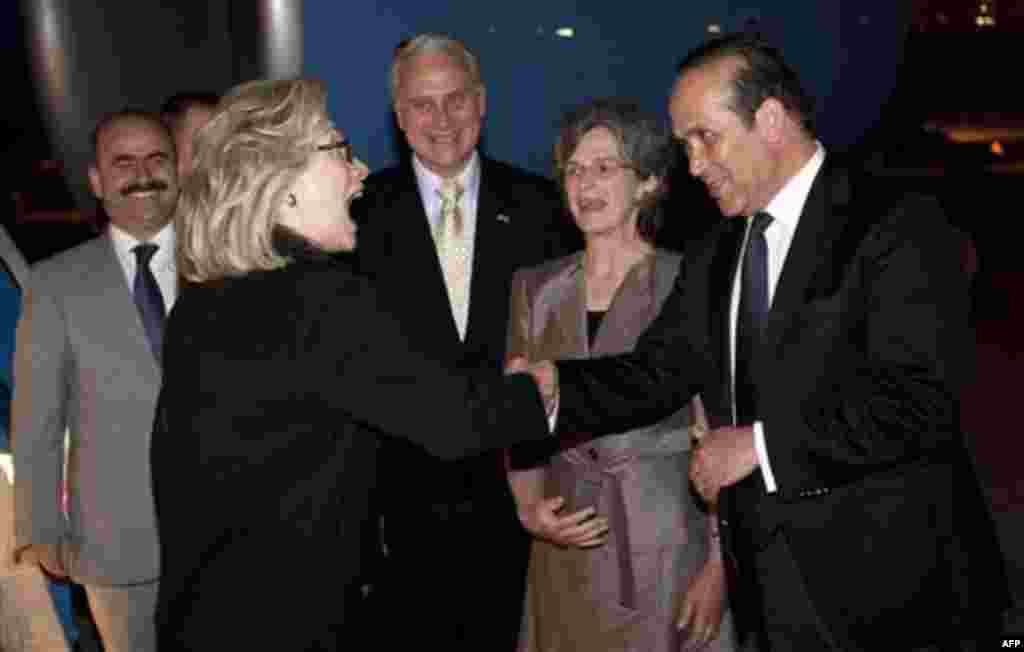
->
[[354, 157, 577, 505], [554, 164, 1009, 648], [150, 256, 550, 650]]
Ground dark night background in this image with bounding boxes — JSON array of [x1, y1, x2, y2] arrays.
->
[[2, 0, 1022, 641]]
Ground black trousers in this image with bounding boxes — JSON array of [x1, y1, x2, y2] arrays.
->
[[750, 532, 1003, 652], [753, 531, 839, 651], [369, 496, 530, 651]]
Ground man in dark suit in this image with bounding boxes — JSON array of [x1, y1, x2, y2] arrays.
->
[[354, 33, 575, 651], [524, 34, 1009, 650]]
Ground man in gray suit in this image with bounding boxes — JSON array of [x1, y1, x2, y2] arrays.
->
[[12, 109, 179, 652]]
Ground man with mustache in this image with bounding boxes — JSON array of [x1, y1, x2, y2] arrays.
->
[[12, 110, 179, 652]]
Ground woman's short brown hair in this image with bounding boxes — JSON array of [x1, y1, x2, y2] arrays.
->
[[554, 97, 675, 243]]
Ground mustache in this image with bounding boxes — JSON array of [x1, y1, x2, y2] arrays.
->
[[120, 180, 169, 197]]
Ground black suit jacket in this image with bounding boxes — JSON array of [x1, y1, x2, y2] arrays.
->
[[150, 256, 551, 650], [354, 157, 577, 506], [555, 164, 1009, 649]]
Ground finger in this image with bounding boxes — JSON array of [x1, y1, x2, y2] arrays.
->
[[676, 598, 694, 630], [575, 534, 607, 548], [558, 518, 609, 546], [553, 506, 597, 528], [556, 518, 608, 544], [504, 356, 528, 374]]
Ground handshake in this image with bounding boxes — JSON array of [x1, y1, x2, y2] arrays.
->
[[505, 357, 558, 416]]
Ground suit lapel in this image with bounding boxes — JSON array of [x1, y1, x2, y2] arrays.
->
[[463, 158, 511, 351], [709, 219, 746, 419], [764, 165, 853, 345], [389, 167, 464, 350], [591, 253, 657, 356], [84, 234, 161, 384], [534, 255, 587, 361]]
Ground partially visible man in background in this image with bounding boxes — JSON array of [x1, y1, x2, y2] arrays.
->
[[1, 222, 71, 651], [160, 91, 219, 179]]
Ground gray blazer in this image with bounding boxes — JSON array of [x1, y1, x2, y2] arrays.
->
[[1, 225, 70, 652], [12, 230, 162, 585]]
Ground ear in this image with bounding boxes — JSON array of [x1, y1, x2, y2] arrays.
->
[[754, 98, 786, 144], [477, 85, 487, 119], [88, 164, 103, 199], [393, 101, 408, 134]]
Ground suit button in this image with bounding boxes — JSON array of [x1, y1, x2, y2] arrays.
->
[[588, 448, 598, 461], [719, 518, 729, 527]]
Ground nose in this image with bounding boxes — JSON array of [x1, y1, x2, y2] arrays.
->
[[352, 157, 369, 180]]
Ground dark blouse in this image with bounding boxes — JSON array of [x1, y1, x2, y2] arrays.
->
[[586, 309, 606, 348]]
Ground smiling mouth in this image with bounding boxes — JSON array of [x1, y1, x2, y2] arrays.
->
[[578, 198, 607, 213]]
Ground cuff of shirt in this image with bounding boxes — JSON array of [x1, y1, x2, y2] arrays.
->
[[753, 421, 777, 493], [547, 395, 559, 434], [0, 452, 13, 484]]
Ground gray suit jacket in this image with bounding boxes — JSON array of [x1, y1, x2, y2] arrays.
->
[[12, 230, 162, 585]]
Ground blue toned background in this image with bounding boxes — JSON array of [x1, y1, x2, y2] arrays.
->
[[305, 1, 911, 176]]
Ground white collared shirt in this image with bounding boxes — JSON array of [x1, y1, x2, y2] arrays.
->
[[412, 151, 482, 236], [109, 221, 178, 312], [729, 142, 826, 493]]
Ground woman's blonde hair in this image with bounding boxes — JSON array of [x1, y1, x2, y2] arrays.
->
[[177, 78, 330, 282]]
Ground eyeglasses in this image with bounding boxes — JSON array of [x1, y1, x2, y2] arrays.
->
[[316, 139, 353, 164], [563, 157, 633, 182]]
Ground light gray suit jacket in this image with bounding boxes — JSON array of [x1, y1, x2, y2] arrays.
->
[[12, 229, 162, 585]]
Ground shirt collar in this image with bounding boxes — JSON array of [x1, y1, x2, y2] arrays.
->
[[412, 151, 481, 206], [109, 221, 176, 267], [761, 141, 825, 230]]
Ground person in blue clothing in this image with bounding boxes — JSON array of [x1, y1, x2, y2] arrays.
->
[[0, 222, 79, 650]]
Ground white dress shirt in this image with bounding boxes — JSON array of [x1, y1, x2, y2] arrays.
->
[[109, 222, 178, 312], [412, 152, 481, 338], [730, 142, 825, 493]]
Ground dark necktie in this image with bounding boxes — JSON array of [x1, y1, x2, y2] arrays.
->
[[734, 211, 772, 425], [133, 243, 166, 363]]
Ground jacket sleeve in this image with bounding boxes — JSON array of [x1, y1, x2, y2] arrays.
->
[[11, 273, 69, 548], [555, 264, 705, 438], [330, 278, 552, 461]]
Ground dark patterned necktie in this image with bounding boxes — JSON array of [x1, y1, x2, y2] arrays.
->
[[734, 211, 772, 424], [133, 243, 166, 363]]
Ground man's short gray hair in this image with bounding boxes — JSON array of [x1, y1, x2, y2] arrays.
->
[[389, 33, 482, 106]]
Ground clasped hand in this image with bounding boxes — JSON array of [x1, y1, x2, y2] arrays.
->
[[688, 425, 759, 504]]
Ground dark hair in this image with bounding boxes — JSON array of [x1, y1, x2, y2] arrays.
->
[[554, 97, 674, 243], [677, 33, 815, 135], [160, 92, 221, 133], [90, 109, 170, 161]]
